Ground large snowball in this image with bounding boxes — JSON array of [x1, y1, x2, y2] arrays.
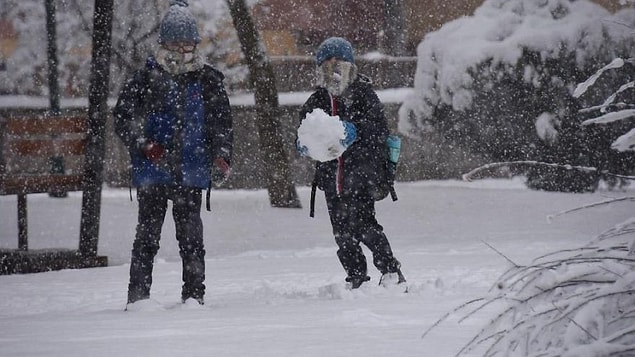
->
[[297, 108, 346, 162]]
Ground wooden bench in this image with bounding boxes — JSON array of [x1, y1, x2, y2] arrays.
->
[[0, 114, 86, 195], [0, 111, 106, 274]]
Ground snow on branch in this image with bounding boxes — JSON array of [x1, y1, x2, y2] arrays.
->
[[612, 128, 635, 152], [581, 109, 635, 126], [462, 161, 593, 181], [579, 81, 635, 114], [574, 57, 635, 152], [573, 58, 628, 98], [461, 161, 635, 182]]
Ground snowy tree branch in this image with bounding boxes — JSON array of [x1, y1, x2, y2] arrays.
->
[[481, 240, 520, 268], [547, 197, 635, 223], [462, 161, 635, 182]]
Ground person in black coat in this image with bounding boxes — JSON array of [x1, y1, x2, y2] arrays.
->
[[297, 37, 405, 289], [113, 0, 232, 307]]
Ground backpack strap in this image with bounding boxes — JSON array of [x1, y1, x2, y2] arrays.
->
[[390, 184, 398, 201], [206, 180, 212, 211], [309, 180, 317, 218], [199, 64, 225, 213]]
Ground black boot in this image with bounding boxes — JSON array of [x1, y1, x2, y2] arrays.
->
[[345, 275, 371, 289], [379, 269, 407, 292]]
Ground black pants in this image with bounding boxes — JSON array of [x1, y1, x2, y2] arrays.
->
[[128, 185, 205, 303], [325, 191, 401, 279]]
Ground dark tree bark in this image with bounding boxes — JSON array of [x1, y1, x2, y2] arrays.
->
[[226, 0, 301, 208], [383, 0, 406, 56], [79, 0, 114, 256], [45, 0, 68, 198], [45, 0, 60, 114]]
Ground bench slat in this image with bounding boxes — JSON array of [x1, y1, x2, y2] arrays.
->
[[7, 139, 86, 156], [0, 174, 84, 195], [4, 116, 87, 135]]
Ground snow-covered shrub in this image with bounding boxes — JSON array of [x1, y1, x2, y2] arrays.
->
[[429, 191, 635, 356], [439, 225, 635, 356], [399, 0, 635, 190], [426, 52, 635, 357], [423, 192, 635, 355]]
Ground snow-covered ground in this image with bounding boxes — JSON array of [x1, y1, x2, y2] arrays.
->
[[0, 179, 632, 356]]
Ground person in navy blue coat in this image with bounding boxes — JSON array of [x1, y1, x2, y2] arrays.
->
[[297, 37, 405, 289], [114, 0, 232, 306]]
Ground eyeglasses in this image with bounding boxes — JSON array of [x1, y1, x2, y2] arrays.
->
[[163, 42, 196, 53], [321, 59, 350, 76]]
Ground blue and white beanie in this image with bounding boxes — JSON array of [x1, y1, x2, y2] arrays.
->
[[158, 0, 201, 44], [315, 37, 355, 66]]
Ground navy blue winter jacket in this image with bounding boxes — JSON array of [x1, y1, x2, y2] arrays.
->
[[113, 57, 233, 189]]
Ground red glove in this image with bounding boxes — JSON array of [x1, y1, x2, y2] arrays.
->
[[213, 157, 231, 186], [142, 141, 165, 164], [214, 158, 231, 176]]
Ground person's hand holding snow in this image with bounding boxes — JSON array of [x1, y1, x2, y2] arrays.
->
[[297, 108, 357, 162]]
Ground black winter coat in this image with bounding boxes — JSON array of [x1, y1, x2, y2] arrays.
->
[[300, 76, 390, 199]]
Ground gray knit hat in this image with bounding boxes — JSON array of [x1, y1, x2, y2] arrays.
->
[[158, 0, 201, 44]]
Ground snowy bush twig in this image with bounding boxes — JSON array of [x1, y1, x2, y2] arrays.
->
[[420, 297, 485, 340], [438, 244, 635, 357], [481, 240, 521, 268], [574, 57, 635, 153], [572, 58, 631, 98], [547, 197, 635, 223], [461, 161, 635, 182]]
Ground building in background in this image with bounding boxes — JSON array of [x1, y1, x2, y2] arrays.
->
[[0, 18, 17, 71], [0, 0, 631, 93], [253, 0, 385, 56], [253, 0, 632, 57]]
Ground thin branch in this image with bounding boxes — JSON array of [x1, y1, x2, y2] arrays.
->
[[461, 161, 596, 182], [551, 301, 598, 341], [421, 297, 485, 339], [547, 196, 635, 222], [482, 240, 520, 268], [603, 172, 635, 181], [70, 0, 93, 33], [462, 161, 635, 182], [601, 18, 635, 32]]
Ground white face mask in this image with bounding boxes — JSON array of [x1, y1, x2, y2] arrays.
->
[[318, 60, 356, 96], [156, 47, 202, 74]]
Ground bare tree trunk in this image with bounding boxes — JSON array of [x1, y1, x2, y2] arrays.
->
[[384, 0, 406, 56], [79, 0, 114, 256], [226, 0, 301, 208], [45, 0, 68, 198], [45, 0, 60, 114]]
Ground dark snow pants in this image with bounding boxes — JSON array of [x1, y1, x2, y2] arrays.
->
[[127, 185, 206, 304], [325, 191, 401, 280]]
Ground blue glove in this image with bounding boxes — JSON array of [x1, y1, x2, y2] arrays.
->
[[340, 121, 357, 148], [296, 140, 309, 156]]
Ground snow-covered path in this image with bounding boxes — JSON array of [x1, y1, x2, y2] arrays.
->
[[0, 180, 631, 356]]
